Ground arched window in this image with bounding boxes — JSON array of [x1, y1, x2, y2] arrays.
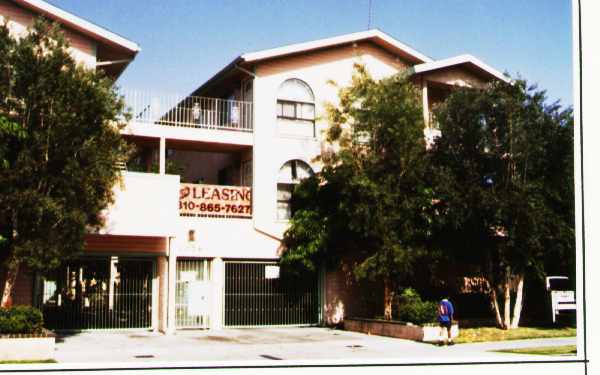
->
[[276, 79, 315, 137], [277, 160, 313, 220]]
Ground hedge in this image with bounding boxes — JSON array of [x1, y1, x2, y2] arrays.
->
[[0, 306, 44, 334]]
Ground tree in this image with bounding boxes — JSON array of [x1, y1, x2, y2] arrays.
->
[[427, 79, 574, 328], [281, 64, 431, 320], [0, 20, 131, 307]]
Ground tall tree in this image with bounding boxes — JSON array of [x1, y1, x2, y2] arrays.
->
[[427, 79, 574, 328], [0, 20, 131, 307], [281, 64, 430, 320]]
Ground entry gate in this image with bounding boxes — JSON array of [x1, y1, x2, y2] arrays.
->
[[224, 261, 319, 327], [39, 257, 153, 330], [175, 259, 211, 329]]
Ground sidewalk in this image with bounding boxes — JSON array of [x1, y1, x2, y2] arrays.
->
[[48, 327, 578, 365]]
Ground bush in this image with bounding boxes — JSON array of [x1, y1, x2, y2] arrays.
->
[[0, 306, 44, 334], [394, 288, 438, 325]]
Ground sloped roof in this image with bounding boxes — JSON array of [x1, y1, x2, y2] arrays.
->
[[240, 29, 433, 64], [12, 0, 140, 53], [411, 54, 509, 82]]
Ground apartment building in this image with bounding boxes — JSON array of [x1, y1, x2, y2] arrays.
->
[[2, 0, 507, 333]]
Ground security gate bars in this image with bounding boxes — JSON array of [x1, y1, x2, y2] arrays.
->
[[224, 261, 319, 327], [40, 257, 153, 330]]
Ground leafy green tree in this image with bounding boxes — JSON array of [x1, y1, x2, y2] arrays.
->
[[0, 20, 131, 307], [281, 64, 431, 320], [427, 79, 574, 328]]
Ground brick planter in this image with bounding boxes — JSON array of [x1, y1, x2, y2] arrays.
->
[[344, 318, 459, 342], [0, 329, 55, 361]]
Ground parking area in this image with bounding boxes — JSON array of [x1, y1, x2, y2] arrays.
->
[[52, 327, 577, 365]]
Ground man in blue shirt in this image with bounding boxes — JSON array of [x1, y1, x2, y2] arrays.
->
[[437, 298, 455, 346]]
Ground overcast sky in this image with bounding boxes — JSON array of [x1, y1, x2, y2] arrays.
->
[[50, 0, 573, 107]]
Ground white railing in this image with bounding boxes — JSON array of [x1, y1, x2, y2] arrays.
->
[[121, 90, 253, 132]]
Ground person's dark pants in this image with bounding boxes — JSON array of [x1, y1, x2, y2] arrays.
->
[[439, 321, 452, 343]]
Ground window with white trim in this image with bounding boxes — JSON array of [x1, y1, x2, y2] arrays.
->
[[276, 79, 315, 137], [276, 160, 313, 220]]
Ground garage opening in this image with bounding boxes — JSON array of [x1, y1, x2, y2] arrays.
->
[[224, 261, 319, 327], [38, 257, 154, 330]]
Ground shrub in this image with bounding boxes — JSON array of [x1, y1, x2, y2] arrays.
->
[[0, 306, 44, 334], [394, 288, 438, 325]]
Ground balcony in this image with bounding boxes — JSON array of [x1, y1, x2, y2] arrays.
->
[[122, 90, 253, 132]]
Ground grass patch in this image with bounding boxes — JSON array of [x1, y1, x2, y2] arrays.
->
[[455, 326, 576, 344], [493, 345, 576, 356], [0, 359, 56, 364]]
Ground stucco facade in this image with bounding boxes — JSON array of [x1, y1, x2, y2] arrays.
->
[[2, 1, 507, 333]]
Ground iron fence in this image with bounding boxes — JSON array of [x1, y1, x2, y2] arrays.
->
[[40, 257, 153, 330], [224, 261, 319, 327]]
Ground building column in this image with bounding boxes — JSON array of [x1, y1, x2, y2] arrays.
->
[[156, 255, 169, 333], [166, 238, 177, 334], [210, 257, 225, 330], [159, 137, 166, 175], [422, 79, 430, 128]]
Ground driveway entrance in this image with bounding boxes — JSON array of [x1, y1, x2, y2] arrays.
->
[[52, 327, 577, 364]]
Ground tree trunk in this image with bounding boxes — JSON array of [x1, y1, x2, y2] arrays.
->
[[489, 287, 504, 328], [1, 255, 20, 308], [383, 278, 394, 320], [510, 273, 525, 329], [503, 270, 511, 329]]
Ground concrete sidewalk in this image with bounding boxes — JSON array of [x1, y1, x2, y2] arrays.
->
[[51, 327, 578, 365]]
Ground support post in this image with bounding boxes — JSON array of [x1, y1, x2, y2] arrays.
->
[[156, 255, 168, 333], [159, 137, 166, 175], [210, 258, 224, 330], [422, 79, 429, 128], [166, 239, 177, 334]]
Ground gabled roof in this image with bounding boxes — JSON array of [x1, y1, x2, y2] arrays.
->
[[411, 54, 509, 83], [192, 29, 433, 96], [12, 0, 140, 53], [10, 0, 140, 78], [241, 29, 433, 65]]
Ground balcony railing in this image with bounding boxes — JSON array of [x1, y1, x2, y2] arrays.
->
[[122, 90, 253, 132]]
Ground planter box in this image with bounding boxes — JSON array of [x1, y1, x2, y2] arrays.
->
[[344, 318, 458, 342], [0, 329, 55, 361]]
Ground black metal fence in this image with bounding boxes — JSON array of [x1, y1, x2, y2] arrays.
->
[[40, 257, 153, 330], [224, 262, 319, 327]]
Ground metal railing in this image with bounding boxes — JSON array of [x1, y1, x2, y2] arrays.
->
[[121, 90, 253, 132]]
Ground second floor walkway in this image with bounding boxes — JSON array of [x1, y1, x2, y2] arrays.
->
[[122, 90, 253, 132]]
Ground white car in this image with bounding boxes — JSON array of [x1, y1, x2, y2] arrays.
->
[[546, 276, 576, 323]]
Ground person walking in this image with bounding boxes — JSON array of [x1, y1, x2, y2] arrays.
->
[[437, 297, 455, 346]]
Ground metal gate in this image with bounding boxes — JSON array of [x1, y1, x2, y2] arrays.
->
[[39, 257, 153, 330], [224, 261, 319, 327], [175, 259, 211, 329]]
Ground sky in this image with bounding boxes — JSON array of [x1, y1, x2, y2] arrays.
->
[[49, 0, 573, 107]]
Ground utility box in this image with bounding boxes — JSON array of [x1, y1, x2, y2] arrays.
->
[[546, 276, 576, 323]]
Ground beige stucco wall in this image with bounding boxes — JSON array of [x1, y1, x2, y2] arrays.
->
[[252, 42, 409, 239], [101, 172, 180, 237], [0, 0, 97, 68], [420, 67, 488, 89]]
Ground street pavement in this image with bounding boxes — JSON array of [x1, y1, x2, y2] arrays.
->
[[44, 327, 577, 368]]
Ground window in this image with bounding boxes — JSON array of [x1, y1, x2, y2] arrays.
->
[[276, 160, 313, 220], [276, 79, 315, 137]]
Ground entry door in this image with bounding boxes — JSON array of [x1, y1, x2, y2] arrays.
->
[[40, 257, 153, 330], [175, 259, 211, 329], [224, 261, 319, 327]]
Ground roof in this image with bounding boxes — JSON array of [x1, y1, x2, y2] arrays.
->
[[241, 29, 433, 64], [192, 29, 433, 96], [411, 54, 509, 83], [12, 0, 140, 53]]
